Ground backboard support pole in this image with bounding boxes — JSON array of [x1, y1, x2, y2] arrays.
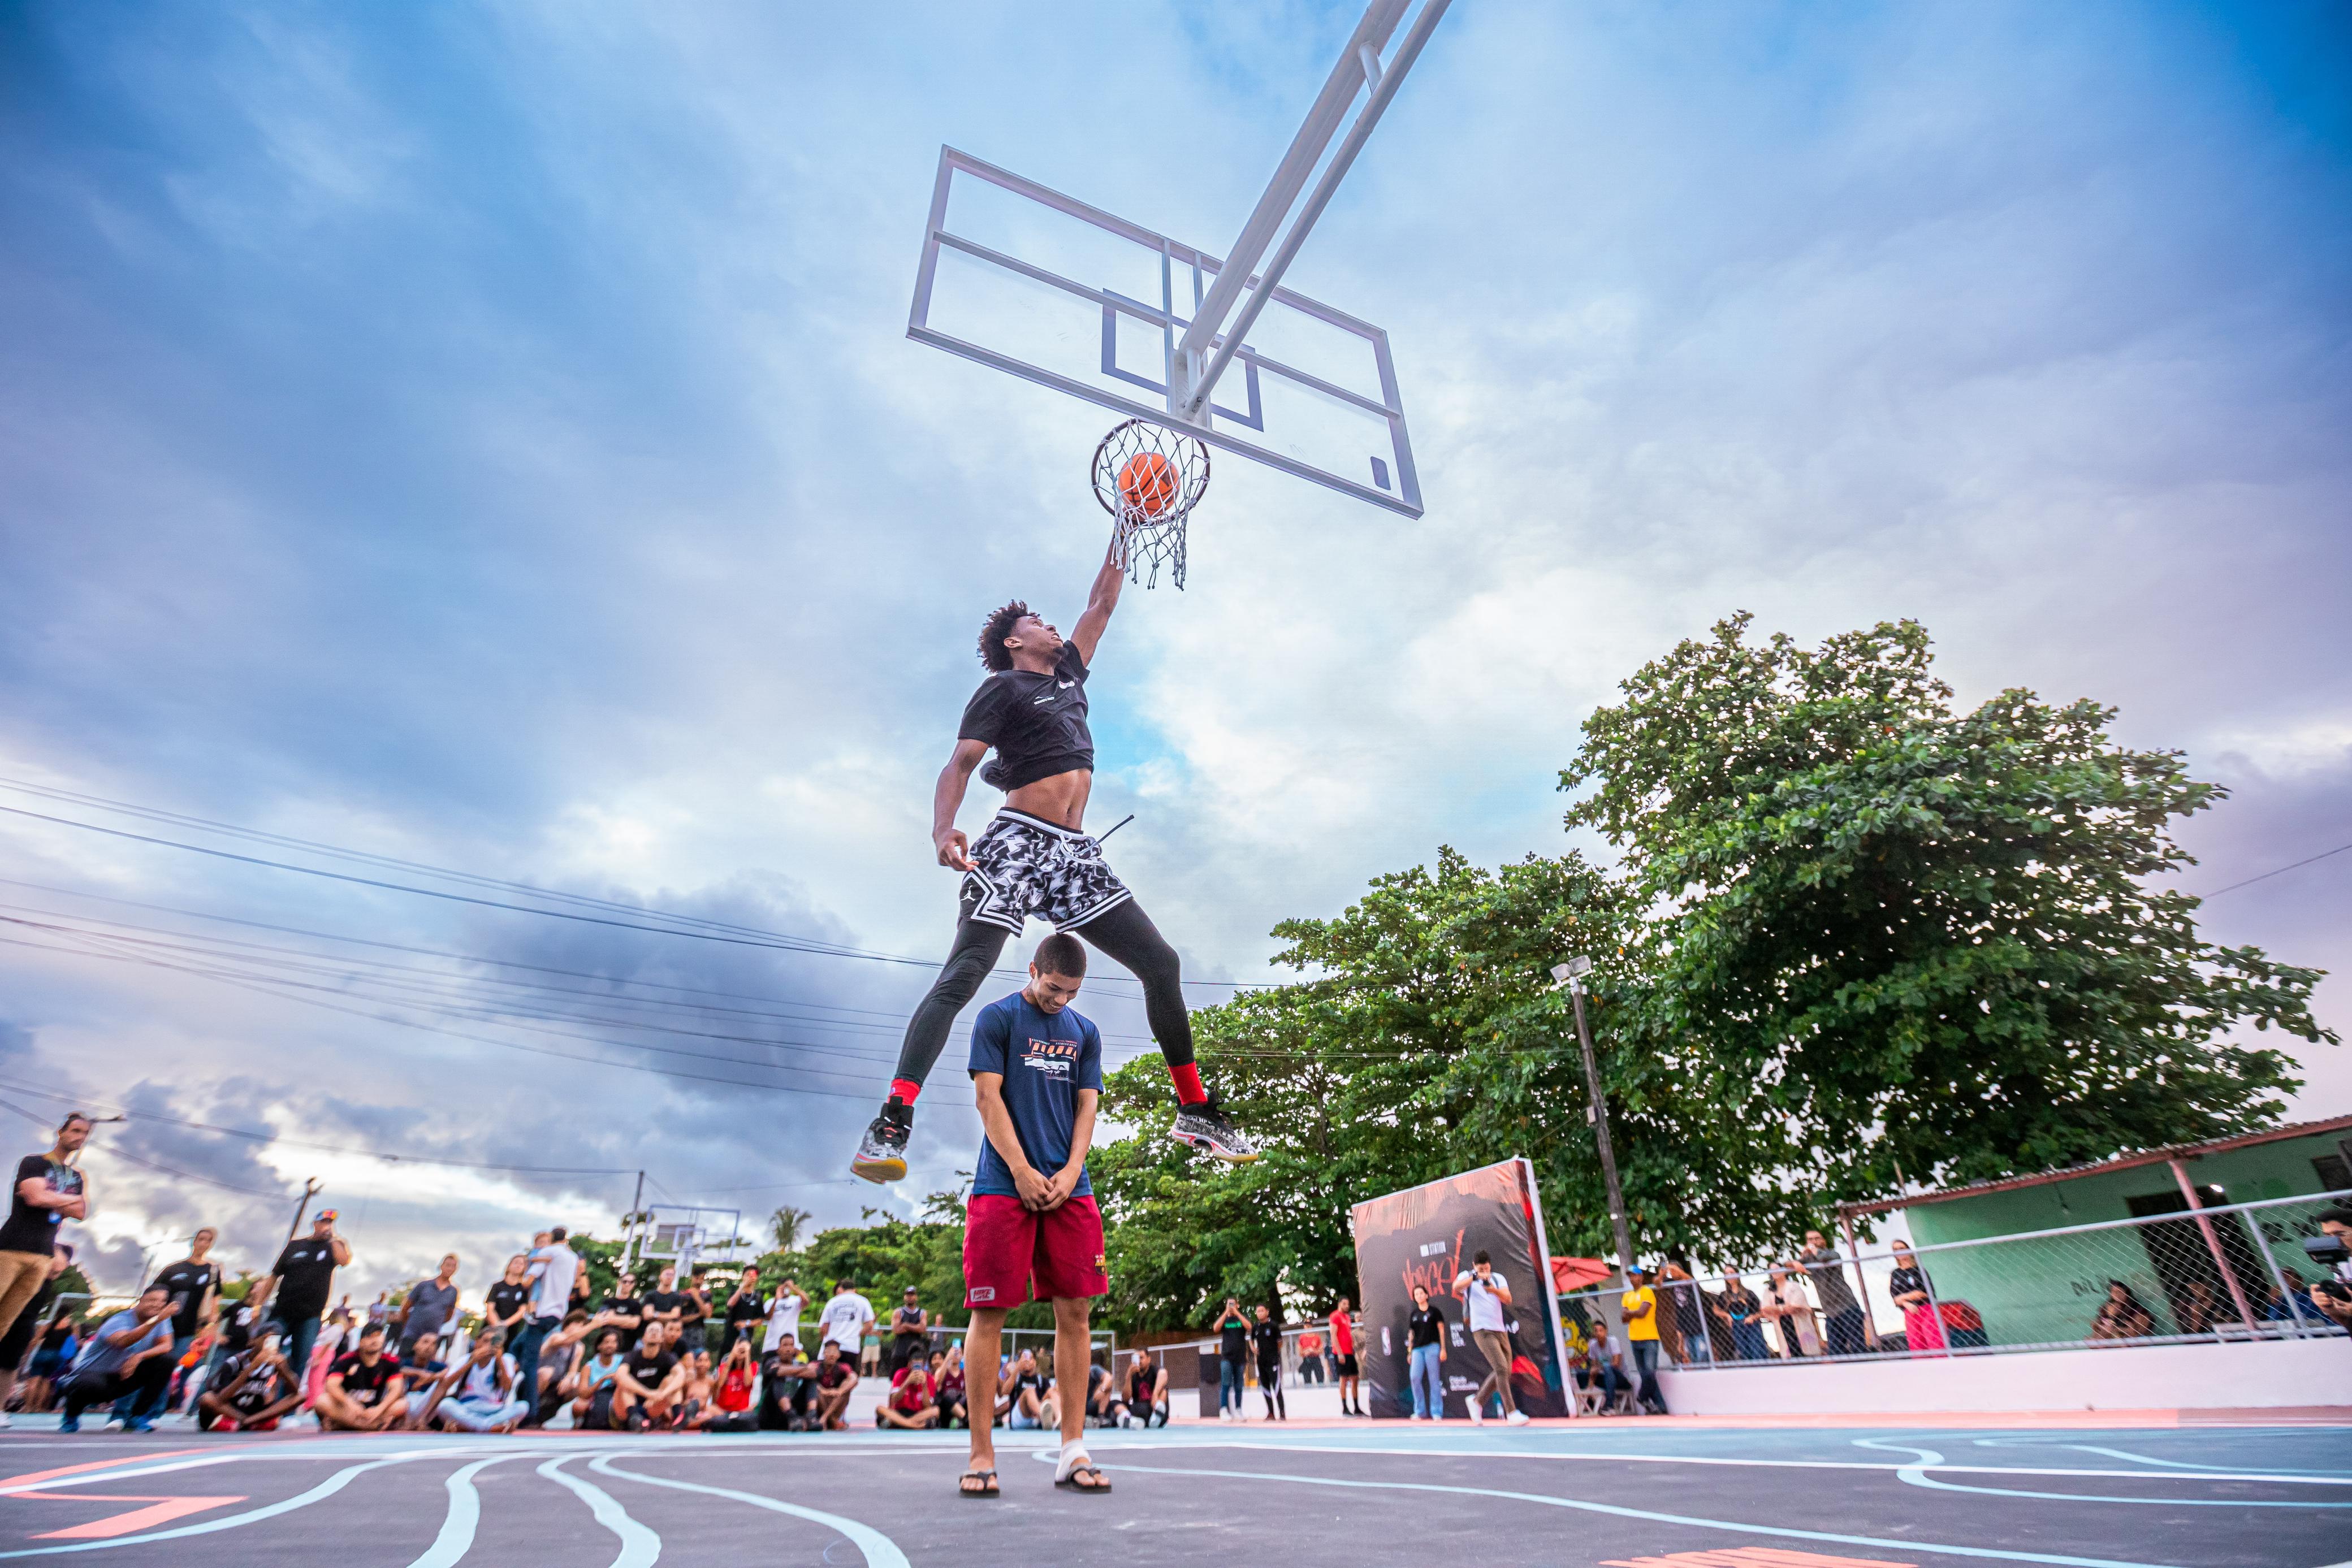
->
[[1174, 0, 1450, 421]]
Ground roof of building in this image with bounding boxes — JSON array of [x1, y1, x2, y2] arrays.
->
[[1834, 1112, 2352, 1220]]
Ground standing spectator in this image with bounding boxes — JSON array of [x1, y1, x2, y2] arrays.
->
[[57, 1284, 174, 1432], [1452, 1251, 1529, 1426], [1618, 1263, 1668, 1415], [762, 1275, 808, 1358], [1251, 1302, 1286, 1420], [1765, 1263, 1821, 1358], [484, 1254, 532, 1346], [435, 1329, 529, 1433], [1406, 1283, 1448, 1420], [594, 1271, 646, 1352], [1212, 1297, 1249, 1421], [678, 1268, 713, 1355], [1658, 1259, 1709, 1366], [0, 1112, 92, 1422], [888, 1285, 931, 1375], [1330, 1296, 1363, 1417], [643, 1264, 687, 1341], [818, 1277, 875, 1363], [315, 1322, 407, 1432], [0, 1245, 74, 1424], [1799, 1230, 1868, 1357], [1717, 1274, 1769, 1361], [396, 1254, 461, 1359], [1886, 1241, 1945, 1354], [2090, 1280, 2157, 1340], [2311, 1207, 2352, 1330], [1296, 1327, 1324, 1384], [721, 1268, 767, 1355], [514, 1225, 579, 1428], [253, 1209, 349, 1391]]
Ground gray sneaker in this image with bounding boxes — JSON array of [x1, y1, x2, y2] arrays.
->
[[1170, 1093, 1258, 1163], [851, 1099, 913, 1183]]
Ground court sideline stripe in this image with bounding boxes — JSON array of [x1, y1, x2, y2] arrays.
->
[[1853, 1440, 2352, 1511], [589, 1454, 909, 1568], [538, 1457, 661, 1568], [1086, 1459, 2178, 1568]]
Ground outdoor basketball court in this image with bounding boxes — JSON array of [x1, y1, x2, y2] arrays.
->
[[2, 1417, 2347, 1567]]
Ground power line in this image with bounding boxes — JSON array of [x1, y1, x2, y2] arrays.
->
[[2200, 840, 2352, 900], [0, 1097, 286, 1198]]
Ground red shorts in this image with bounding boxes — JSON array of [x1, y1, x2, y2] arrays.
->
[[963, 1193, 1107, 1309]]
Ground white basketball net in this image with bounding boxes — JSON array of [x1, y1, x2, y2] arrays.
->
[[1091, 419, 1211, 591]]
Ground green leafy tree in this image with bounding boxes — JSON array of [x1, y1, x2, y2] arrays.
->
[[571, 1235, 625, 1302], [1563, 613, 2336, 1215], [795, 1192, 1052, 1331]]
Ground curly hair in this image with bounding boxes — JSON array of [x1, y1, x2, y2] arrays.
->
[[978, 599, 1031, 672]]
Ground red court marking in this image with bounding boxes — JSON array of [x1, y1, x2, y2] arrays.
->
[[0, 1450, 207, 1490], [20, 1492, 248, 1540], [1600, 1551, 1916, 1568]]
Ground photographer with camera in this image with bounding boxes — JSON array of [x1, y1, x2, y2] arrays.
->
[[2306, 1207, 2352, 1331]]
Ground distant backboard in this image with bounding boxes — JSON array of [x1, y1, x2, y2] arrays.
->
[[908, 147, 1422, 518]]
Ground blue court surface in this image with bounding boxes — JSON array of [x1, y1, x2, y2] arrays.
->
[[2, 1418, 2347, 1567]]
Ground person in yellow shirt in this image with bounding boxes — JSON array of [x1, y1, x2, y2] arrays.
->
[[1617, 1264, 1668, 1415]]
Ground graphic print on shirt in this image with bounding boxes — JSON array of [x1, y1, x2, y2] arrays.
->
[[1022, 1036, 1079, 1080]]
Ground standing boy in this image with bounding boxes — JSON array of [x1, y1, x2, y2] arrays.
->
[[957, 932, 1112, 1497]]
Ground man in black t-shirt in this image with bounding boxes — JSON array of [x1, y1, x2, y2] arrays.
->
[[722, 1268, 767, 1356], [759, 1343, 817, 1430], [0, 1113, 91, 1419], [611, 1319, 685, 1431], [257, 1209, 350, 1384], [197, 1327, 303, 1432], [1251, 1303, 1287, 1421], [849, 533, 1259, 1183], [593, 1271, 646, 1353], [119, 1226, 221, 1422], [317, 1322, 407, 1431]]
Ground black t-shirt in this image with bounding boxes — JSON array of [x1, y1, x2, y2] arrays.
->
[[1130, 1361, 1158, 1404], [645, 1289, 687, 1326], [727, 1290, 767, 1331], [1408, 1306, 1447, 1349], [1220, 1316, 1248, 1360], [680, 1288, 709, 1327], [600, 1294, 645, 1347], [486, 1280, 532, 1327], [1670, 1282, 1704, 1336], [330, 1352, 401, 1406], [1251, 1319, 1283, 1366], [215, 1300, 256, 1355], [0, 1154, 83, 1255], [625, 1347, 678, 1388], [958, 641, 1093, 792], [758, 1354, 805, 1427], [892, 1305, 926, 1342], [153, 1258, 221, 1337], [269, 1238, 339, 1320], [223, 1348, 293, 1414]]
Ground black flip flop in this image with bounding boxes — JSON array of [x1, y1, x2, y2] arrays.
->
[[959, 1468, 1000, 1498], [1055, 1463, 1112, 1493]]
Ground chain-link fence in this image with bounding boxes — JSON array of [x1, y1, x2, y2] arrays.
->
[[1558, 1188, 2351, 1371]]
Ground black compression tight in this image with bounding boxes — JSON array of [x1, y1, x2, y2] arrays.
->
[[889, 898, 1196, 1091]]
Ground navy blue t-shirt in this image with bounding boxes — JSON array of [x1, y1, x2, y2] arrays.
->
[[967, 991, 1102, 1199]]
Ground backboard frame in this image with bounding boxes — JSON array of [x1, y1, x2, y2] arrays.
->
[[907, 146, 1423, 519]]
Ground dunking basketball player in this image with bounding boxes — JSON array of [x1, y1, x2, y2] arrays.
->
[[852, 527, 1257, 1182]]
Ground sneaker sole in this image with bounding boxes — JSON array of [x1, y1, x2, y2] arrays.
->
[[850, 1154, 907, 1183], [1170, 1132, 1261, 1163]]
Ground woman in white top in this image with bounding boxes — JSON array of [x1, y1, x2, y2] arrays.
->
[[1766, 1264, 1822, 1358]]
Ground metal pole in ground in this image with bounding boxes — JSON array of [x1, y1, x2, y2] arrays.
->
[[1837, 1210, 1882, 1350], [284, 1177, 322, 1244], [1554, 959, 1635, 1277], [2169, 1159, 2260, 1333]]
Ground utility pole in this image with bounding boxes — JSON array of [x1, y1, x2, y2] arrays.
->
[[285, 1177, 323, 1244], [1553, 958, 1635, 1279], [624, 1171, 646, 1274]]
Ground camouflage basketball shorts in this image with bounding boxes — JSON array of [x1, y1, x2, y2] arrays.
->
[[959, 809, 1132, 933]]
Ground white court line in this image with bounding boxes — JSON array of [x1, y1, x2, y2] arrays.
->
[[537, 1457, 662, 1568], [0, 1453, 431, 1559], [589, 1453, 909, 1568], [400, 1457, 506, 1568], [1852, 1439, 2352, 1511], [1087, 1459, 2180, 1568], [0, 1456, 248, 1497]]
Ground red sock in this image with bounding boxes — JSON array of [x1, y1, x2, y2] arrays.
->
[[1169, 1062, 1205, 1106], [889, 1078, 923, 1106]]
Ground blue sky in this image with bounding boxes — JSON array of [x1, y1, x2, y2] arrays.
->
[[2, 1, 2347, 1298]]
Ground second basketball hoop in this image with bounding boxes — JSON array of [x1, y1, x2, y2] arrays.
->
[[1092, 418, 1210, 591]]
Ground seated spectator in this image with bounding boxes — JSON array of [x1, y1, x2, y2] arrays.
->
[[435, 1329, 529, 1433], [1574, 1322, 1627, 1411], [533, 1309, 594, 1424], [675, 1349, 719, 1430], [316, 1323, 408, 1431], [928, 1347, 969, 1429], [592, 1272, 646, 1353], [1122, 1352, 1169, 1428], [2089, 1281, 2155, 1341], [877, 1361, 938, 1429], [1084, 1355, 1121, 1427], [2265, 1270, 2320, 1324], [568, 1328, 628, 1431], [997, 1347, 1049, 1430], [196, 1326, 304, 1432], [23, 1301, 81, 1415], [714, 1338, 757, 1427], [759, 1341, 818, 1431], [399, 1331, 457, 1429], [811, 1339, 859, 1431], [2176, 1279, 2224, 1336], [612, 1319, 686, 1432], [58, 1287, 177, 1433]]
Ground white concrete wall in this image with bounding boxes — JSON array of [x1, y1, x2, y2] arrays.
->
[[1657, 1336, 2352, 1415]]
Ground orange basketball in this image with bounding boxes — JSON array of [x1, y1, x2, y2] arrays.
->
[[1117, 451, 1178, 518]]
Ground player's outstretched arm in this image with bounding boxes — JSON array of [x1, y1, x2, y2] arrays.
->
[[933, 739, 988, 870], [1067, 525, 1125, 664]]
